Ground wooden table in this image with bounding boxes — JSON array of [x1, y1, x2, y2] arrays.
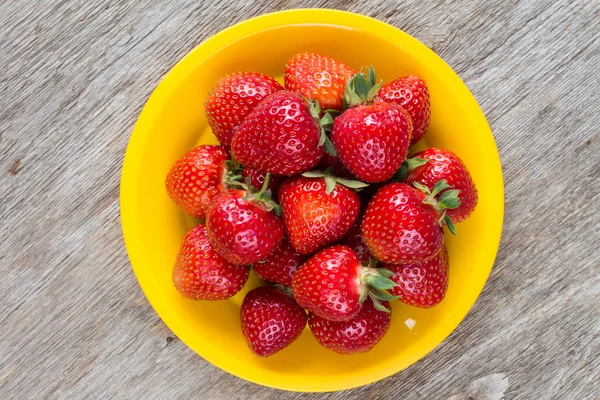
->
[[1, 1, 599, 398]]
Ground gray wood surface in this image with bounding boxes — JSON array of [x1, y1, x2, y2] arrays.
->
[[1, 0, 599, 399]]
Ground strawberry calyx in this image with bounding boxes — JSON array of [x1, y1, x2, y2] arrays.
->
[[413, 179, 461, 235], [242, 172, 282, 216], [306, 97, 339, 156], [343, 66, 383, 108], [394, 156, 429, 181], [301, 169, 369, 194], [267, 282, 294, 297], [224, 157, 244, 187], [358, 259, 399, 313]]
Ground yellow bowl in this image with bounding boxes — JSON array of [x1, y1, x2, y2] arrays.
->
[[120, 9, 504, 392]]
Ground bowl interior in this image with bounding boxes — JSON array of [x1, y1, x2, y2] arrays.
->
[[121, 10, 503, 392]]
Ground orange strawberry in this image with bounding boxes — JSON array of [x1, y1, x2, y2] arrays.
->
[[284, 52, 356, 112]]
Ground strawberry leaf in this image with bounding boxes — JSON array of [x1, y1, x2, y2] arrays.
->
[[370, 288, 400, 301], [444, 215, 457, 235], [406, 157, 429, 172], [431, 179, 451, 197], [324, 176, 336, 194], [333, 177, 369, 190], [371, 297, 392, 313], [376, 268, 395, 278], [438, 189, 461, 209], [323, 137, 338, 156], [301, 170, 327, 178], [365, 275, 397, 290], [368, 65, 376, 87]]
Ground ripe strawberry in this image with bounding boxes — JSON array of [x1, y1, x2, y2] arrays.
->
[[308, 298, 391, 354], [253, 239, 305, 287], [284, 52, 356, 112], [362, 181, 459, 264], [231, 90, 327, 176], [292, 245, 399, 322], [375, 75, 430, 144], [331, 68, 412, 182], [205, 72, 283, 149], [206, 182, 284, 265], [172, 225, 249, 300], [240, 167, 284, 198], [384, 246, 449, 308], [405, 148, 478, 222], [278, 173, 366, 255], [241, 287, 307, 356], [341, 215, 371, 263], [166, 145, 229, 219]]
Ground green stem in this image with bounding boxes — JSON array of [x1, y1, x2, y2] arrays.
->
[[257, 172, 271, 198]]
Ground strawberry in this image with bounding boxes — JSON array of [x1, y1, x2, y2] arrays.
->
[[284, 52, 356, 112], [362, 181, 459, 264], [172, 225, 249, 300], [241, 286, 307, 356], [308, 298, 391, 354], [330, 68, 413, 183], [240, 167, 284, 199], [278, 173, 366, 255], [384, 246, 449, 308], [166, 145, 229, 219], [253, 239, 305, 287], [232, 90, 330, 176], [341, 215, 371, 263], [206, 176, 284, 265], [205, 72, 283, 149], [292, 245, 399, 322], [375, 75, 430, 145], [405, 148, 478, 222]]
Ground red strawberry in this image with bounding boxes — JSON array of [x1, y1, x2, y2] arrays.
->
[[205, 72, 283, 149], [253, 239, 305, 287], [278, 173, 366, 255], [241, 287, 307, 356], [341, 215, 371, 263], [362, 181, 459, 264], [330, 68, 412, 183], [240, 167, 284, 198], [166, 145, 229, 218], [384, 246, 449, 308], [308, 298, 391, 354], [206, 184, 284, 265], [375, 75, 430, 144], [316, 152, 353, 178], [172, 225, 249, 300], [292, 245, 399, 322], [232, 90, 326, 176], [405, 148, 478, 222], [284, 52, 356, 112]]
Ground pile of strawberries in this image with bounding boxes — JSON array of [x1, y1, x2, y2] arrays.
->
[[166, 53, 478, 357]]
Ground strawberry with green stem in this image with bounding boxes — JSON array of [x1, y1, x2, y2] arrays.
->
[[330, 67, 413, 183], [292, 245, 399, 321], [206, 172, 284, 265], [362, 180, 460, 264], [278, 170, 368, 255]]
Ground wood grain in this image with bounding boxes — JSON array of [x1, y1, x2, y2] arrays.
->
[[1, 0, 599, 399]]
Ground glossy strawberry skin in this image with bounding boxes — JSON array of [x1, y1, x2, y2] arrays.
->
[[284, 52, 357, 112], [205, 72, 283, 149], [341, 215, 371, 263], [231, 90, 324, 176], [384, 246, 449, 308], [292, 245, 363, 322], [375, 75, 430, 145], [165, 145, 229, 219], [308, 298, 391, 354], [362, 183, 443, 264], [240, 167, 284, 198], [206, 189, 284, 265], [405, 148, 478, 222], [241, 287, 307, 357], [330, 101, 412, 183], [279, 177, 360, 255], [253, 239, 306, 287], [172, 225, 249, 300]]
